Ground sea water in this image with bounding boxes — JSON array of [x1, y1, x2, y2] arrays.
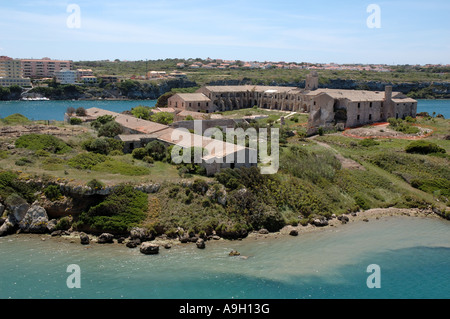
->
[[0, 217, 449, 299], [0, 99, 448, 122]]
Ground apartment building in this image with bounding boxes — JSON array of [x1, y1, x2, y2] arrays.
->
[[0, 56, 32, 87], [21, 58, 73, 78]]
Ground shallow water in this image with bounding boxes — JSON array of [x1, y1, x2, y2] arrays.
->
[[0, 216, 449, 299]]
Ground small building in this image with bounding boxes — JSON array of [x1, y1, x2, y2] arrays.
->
[[55, 69, 77, 84], [168, 93, 213, 113], [81, 76, 98, 84]]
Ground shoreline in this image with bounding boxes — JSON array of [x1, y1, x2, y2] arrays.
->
[[3, 207, 447, 250]]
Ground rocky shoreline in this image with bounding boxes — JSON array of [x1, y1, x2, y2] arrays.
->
[[1, 206, 447, 255]]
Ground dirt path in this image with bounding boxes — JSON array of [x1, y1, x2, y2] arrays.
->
[[310, 137, 365, 170]]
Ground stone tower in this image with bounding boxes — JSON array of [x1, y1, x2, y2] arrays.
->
[[305, 71, 319, 91]]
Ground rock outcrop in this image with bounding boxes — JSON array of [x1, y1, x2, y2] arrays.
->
[[98, 233, 114, 244], [80, 233, 90, 245], [140, 242, 159, 255], [18, 204, 49, 233]]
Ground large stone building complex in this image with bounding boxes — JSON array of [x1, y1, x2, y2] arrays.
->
[[167, 71, 417, 134]]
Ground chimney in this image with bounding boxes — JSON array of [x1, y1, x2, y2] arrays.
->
[[385, 85, 392, 102]]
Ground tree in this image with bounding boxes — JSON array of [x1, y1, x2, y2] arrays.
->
[[76, 107, 87, 116], [145, 140, 167, 161], [98, 121, 123, 138], [156, 92, 175, 108], [132, 105, 153, 120], [151, 112, 174, 125], [67, 107, 76, 116]]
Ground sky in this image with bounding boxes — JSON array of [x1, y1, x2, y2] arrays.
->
[[0, 0, 449, 65]]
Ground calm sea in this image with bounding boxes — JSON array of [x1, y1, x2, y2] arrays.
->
[[0, 217, 449, 299], [0, 99, 448, 121]]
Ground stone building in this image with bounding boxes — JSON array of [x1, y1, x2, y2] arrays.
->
[[166, 72, 417, 135]]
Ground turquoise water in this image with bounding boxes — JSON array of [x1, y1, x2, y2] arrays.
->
[[417, 99, 450, 118], [0, 99, 157, 121], [0, 99, 448, 121], [0, 217, 449, 299]]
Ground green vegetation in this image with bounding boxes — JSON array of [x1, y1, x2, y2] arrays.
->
[[405, 140, 446, 155], [1, 114, 30, 125], [43, 185, 63, 201], [68, 152, 107, 170], [77, 185, 148, 233], [82, 137, 124, 155], [69, 117, 83, 125], [150, 112, 174, 125], [387, 118, 421, 134], [15, 134, 72, 154]]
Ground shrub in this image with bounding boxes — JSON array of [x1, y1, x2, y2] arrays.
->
[[35, 150, 50, 157], [55, 217, 71, 230], [69, 117, 82, 125], [2, 114, 30, 125], [66, 107, 76, 116], [15, 157, 33, 167], [145, 141, 167, 161], [87, 179, 105, 190], [15, 134, 71, 154], [91, 115, 115, 129], [405, 141, 446, 155], [68, 153, 107, 170], [0, 150, 8, 159], [132, 148, 147, 160], [98, 121, 123, 138], [75, 107, 87, 116], [83, 137, 124, 155], [131, 106, 153, 120], [150, 112, 174, 125], [79, 185, 148, 233], [44, 185, 62, 201], [142, 156, 154, 164], [359, 138, 380, 147]]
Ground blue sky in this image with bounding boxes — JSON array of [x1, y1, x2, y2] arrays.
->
[[0, 0, 449, 64]]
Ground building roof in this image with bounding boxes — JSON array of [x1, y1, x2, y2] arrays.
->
[[203, 85, 300, 94], [175, 93, 211, 102], [85, 107, 249, 160]]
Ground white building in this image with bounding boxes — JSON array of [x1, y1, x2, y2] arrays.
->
[[55, 69, 77, 84]]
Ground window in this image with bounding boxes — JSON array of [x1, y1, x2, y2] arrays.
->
[[369, 114, 372, 120], [358, 103, 361, 108], [357, 115, 360, 121], [370, 102, 372, 108]]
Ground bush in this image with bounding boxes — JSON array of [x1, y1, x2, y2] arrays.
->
[[98, 121, 123, 138], [83, 137, 124, 155], [15, 134, 71, 154], [55, 217, 71, 230], [150, 112, 174, 125], [87, 179, 105, 190], [66, 107, 76, 116], [44, 185, 62, 201], [69, 117, 82, 125], [34, 150, 50, 157], [79, 185, 148, 233], [405, 141, 446, 155], [359, 138, 380, 147], [15, 157, 33, 166], [132, 148, 147, 160], [2, 114, 30, 125], [75, 107, 87, 116], [145, 141, 167, 161], [131, 106, 153, 120], [68, 153, 107, 170]]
